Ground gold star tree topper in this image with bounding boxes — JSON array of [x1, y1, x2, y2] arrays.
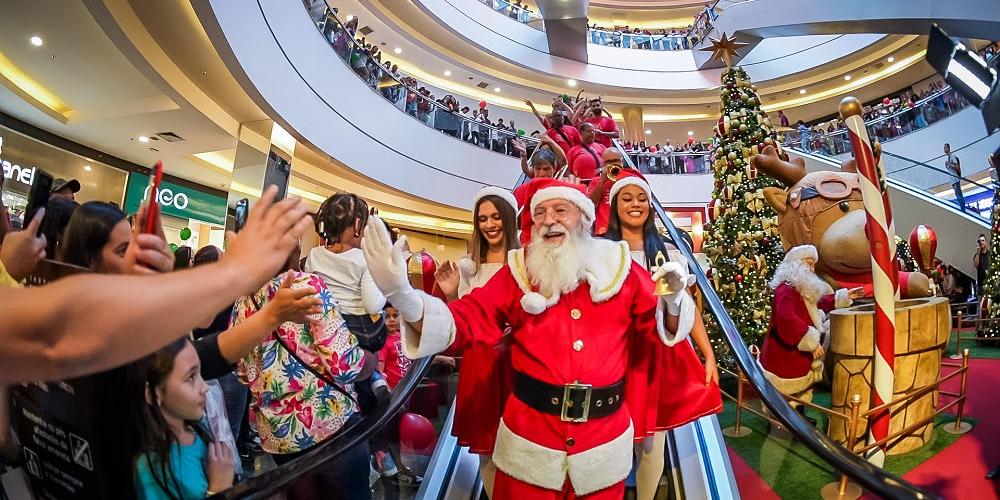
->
[[700, 32, 750, 67]]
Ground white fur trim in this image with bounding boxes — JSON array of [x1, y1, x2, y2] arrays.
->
[[474, 186, 518, 212], [608, 177, 651, 204], [762, 364, 823, 396], [507, 241, 630, 314], [785, 244, 818, 264], [796, 326, 822, 352], [802, 298, 825, 331], [529, 186, 596, 226], [491, 419, 634, 494], [492, 419, 567, 491], [567, 422, 635, 495], [834, 288, 852, 309], [401, 292, 455, 359], [458, 256, 477, 278], [658, 291, 695, 346]]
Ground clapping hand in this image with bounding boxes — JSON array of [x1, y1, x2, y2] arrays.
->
[[434, 260, 460, 300]]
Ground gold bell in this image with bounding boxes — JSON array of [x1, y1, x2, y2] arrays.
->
[[653, 252, 675, 297]]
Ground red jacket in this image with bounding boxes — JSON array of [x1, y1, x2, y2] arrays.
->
[[760, 283, 837, 379]]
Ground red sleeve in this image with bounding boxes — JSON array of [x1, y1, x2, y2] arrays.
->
[[446, 267, 516, 352], [817, 294, 836, 313], [772, 283, 811, 346]]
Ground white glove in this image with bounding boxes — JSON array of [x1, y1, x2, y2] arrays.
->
[[361, 215, 424, 323]]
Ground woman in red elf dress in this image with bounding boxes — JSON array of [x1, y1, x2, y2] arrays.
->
[[434, 186, 519, 498], [604, 175, 723, 500]]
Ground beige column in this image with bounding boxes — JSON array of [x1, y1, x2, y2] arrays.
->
[[621, 106, 645, 142]]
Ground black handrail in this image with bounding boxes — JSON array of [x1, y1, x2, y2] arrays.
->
[[611, 139, 936, 499], [214, 356, 433, 499]]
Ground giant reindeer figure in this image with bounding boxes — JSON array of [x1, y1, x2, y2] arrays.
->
[[753, 146, 931, 298]]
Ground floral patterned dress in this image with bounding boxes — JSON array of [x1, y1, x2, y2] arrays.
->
[[234, 272, 365, 455]]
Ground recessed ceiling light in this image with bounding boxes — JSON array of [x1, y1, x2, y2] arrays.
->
[[644, 129, 652, 135], [494, 87, 501, 92], [393, 47, 402, 54], [444, 70, 451, 76], [887, 56, 895, 63], [687, 131, 694, 136], [29, 35, 43, 47], [567, 79, 577, 87], [799, 88, 807, 94], [844, 74, 852, 81], [138, 135, 150, 143], [346, 15, 354, 21], [83, 165, 92, 172]]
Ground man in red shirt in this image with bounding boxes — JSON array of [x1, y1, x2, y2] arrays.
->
[[567, 122, 607, 180], [525, 99, 580, 156], [579, 99, 619, 148]]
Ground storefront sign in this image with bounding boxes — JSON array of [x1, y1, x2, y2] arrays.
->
[[0, 136, 37, 187], [124, 173, 227, 226]]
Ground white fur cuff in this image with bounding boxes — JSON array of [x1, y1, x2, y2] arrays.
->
[[657, 291, 694, 346], [834, 288, 853, 309], [797, 326, 822, 352], [401, 292, 456, 359]]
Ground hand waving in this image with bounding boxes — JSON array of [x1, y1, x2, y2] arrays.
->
[[362, 215, 423, 322], [434, 260, 460, 300]]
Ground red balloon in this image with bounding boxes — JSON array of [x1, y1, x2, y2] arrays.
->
[[883, 97, 891, 106], [908, 224, 938, 271], [399, 412, 437, 455], [479, 100, 487, 109]]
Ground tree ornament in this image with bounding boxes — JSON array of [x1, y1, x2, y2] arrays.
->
[[908, 225, 938, 272], [745, 163, 758, 179], [708, 198, 722, 222], [736, 274, 744, 282], [727, 151, 738, 161], [722, 186, 734, 201]]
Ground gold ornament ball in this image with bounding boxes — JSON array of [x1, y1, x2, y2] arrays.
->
[[839, 96, 863, 119]]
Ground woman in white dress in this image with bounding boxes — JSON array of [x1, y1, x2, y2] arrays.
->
[[435, 186, 519, 498]]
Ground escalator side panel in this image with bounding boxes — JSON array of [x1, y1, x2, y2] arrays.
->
[[671, 416, 740, 500]]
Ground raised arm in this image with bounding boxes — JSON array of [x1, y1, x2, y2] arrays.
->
[[524, 99, 547, 127], [0, 186, 312, 383], [540, 134, 568, 167]]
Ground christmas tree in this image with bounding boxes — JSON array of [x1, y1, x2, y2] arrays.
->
[[701, 66, 785, 350], [980, 187, 1000, 338], [896, 235, 915, 272]]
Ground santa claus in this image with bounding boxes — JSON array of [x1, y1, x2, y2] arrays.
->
[[761, 245, 862, 410], [361, 178, 696, 498]]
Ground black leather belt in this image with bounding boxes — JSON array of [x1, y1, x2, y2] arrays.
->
[[513, 372, 625, 422]]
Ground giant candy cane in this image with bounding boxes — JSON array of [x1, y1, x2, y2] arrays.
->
[[873, 141, 901, 298], [840, 97, 897, 467]]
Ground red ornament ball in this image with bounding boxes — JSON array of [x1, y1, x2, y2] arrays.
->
[[736, 274, 744, 283], [399, 412, 437, 455]]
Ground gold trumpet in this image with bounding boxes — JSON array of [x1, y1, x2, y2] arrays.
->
[[605, 161, 623, 181]]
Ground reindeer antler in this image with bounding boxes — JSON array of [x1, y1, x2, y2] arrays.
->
[[751, 145, 806, 187]]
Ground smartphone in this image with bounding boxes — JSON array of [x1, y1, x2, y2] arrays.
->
[[234, 198, 249, 233], [144, 160, 164, 234], [24, 168, 53, 236]]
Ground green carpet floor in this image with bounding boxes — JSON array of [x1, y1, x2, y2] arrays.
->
[[718, 385, 976, 500], [946, 329, 1000, 359]]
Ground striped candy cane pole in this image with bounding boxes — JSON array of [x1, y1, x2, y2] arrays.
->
[[840, 97, 897, 467], [873, 141, 901, 298]]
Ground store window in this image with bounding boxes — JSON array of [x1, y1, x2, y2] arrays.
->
[[123, 173, 229, 251], [0, 125, 127, 224]]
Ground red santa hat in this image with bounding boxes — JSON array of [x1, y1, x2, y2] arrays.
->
[[608, 171, 651, 203], [473, 185, 517, 212], [518, 178, 596, 241]]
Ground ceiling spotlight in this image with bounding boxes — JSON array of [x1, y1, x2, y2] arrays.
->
[[687, 131, 694, 136], [444, 70, 452, 76], [844, 74, 852, 81], [83, 165, 92, 172], [799, 88, 807, 94], [138, 135, 150, 143], [644, 129, 652, 135], [494, 87, 501, 92], [567, 79, 577, 87], [346, 15, 354, 21], [29, 35, 43, 47], [393, 47, 402, 54], [887, 56, 895, 63]]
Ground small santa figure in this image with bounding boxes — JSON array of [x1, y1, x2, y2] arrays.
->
[[761, 245, 863, 412]]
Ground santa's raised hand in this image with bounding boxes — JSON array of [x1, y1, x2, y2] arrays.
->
[[361, 215, 424, 323]]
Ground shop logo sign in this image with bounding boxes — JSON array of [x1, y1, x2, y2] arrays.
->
[[0, 136, 36, 186], [144, 185, 189, 210]]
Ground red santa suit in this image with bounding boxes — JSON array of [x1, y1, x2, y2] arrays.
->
[[760, 245, 852, 402], [399, 180, 693, 497]]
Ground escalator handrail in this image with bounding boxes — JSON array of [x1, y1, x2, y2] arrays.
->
[[216, 356, 434, 499], [612, 138, 936, 499], [309, 0, 540, 149]]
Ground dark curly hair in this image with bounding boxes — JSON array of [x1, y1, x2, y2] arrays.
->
[[315, 193, 369, 243]]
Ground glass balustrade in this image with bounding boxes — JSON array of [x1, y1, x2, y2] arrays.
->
[[623, 150, 713, 174], [474, 0, 544, 29], [306, 0, 539, 157]]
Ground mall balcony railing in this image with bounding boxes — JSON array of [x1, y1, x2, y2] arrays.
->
[[475, 0, 544, 29], [624, 149, 713, 174], [308, 0, 541, 157]]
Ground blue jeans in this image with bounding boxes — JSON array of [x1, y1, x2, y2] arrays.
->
[[218, 372, 248, 442], [953, 182, 966, 211]]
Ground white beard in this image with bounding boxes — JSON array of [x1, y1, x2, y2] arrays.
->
[[525, 222, 593, 297], [770, 260, 833, 304]]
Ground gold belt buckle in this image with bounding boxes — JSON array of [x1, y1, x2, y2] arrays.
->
[[560, 382, 593, 423]]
